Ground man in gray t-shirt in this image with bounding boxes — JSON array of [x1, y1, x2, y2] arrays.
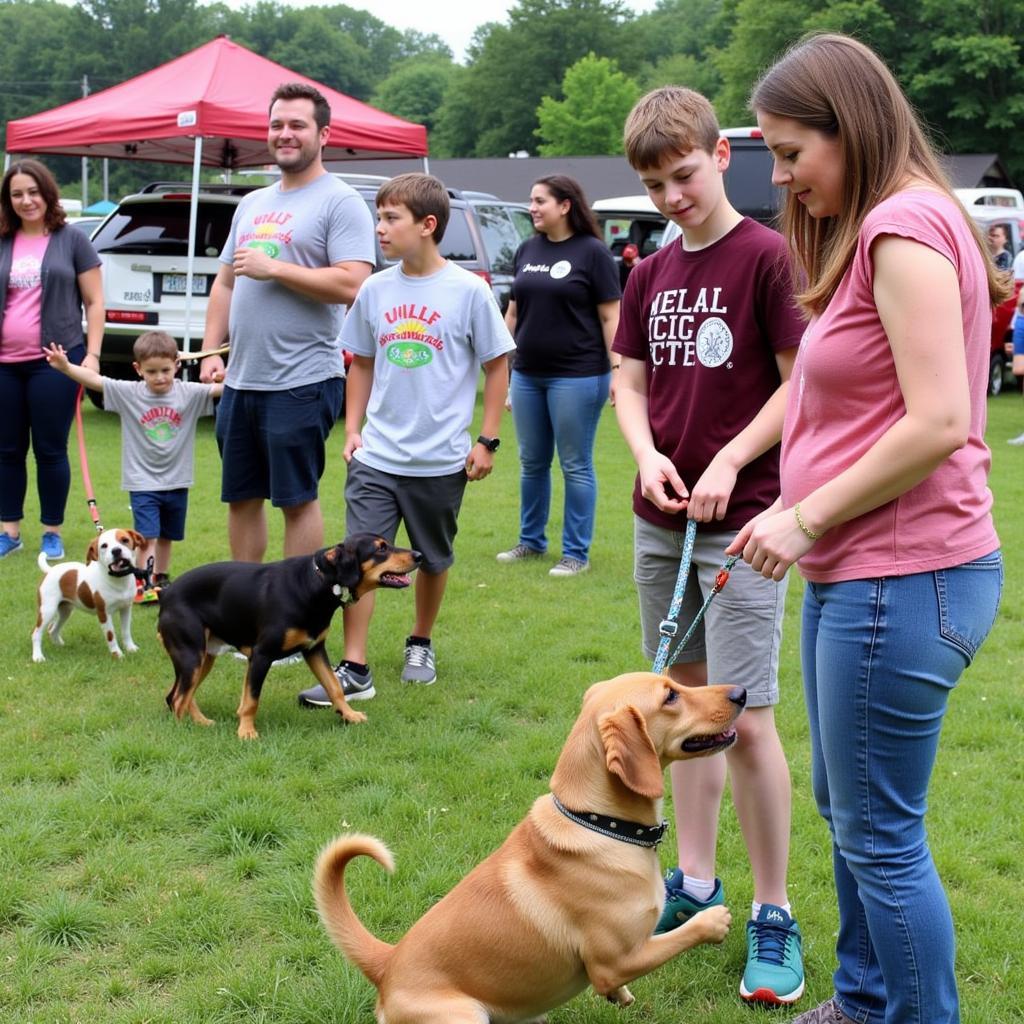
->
[[199, 82, 375, 563]]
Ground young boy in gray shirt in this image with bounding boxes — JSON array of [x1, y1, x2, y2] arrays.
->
[[299, 173, 514, 706], [44, 330, 222, 601]]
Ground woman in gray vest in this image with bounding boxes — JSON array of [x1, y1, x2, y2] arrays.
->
[[0, 158, 103, 561]]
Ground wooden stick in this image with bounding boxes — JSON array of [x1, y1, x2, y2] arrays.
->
[[177, 344, 229, 362]]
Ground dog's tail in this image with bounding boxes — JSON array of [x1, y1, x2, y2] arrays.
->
[[313, 834, 396, 987], [37, 551, 50, 573]]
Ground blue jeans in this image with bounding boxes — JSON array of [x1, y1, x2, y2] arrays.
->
[[801, 552, 1003, 1024], [510, 370, 609, 562], [0, 347, 83, 526]]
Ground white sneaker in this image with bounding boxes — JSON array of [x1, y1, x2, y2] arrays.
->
[[1007, 432, 1024, 446], [549, 557, 589, 577], [401, 640, 436, 684], [496, 543, 543, 563]]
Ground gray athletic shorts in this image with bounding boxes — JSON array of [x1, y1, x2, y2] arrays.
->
[[344, 457, 467, 575], [634, 516, 787, 707]]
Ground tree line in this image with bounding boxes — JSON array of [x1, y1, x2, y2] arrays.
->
[[2, 0, 1022, 192]]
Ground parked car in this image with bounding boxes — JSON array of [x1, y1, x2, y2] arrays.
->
[[68, 216, 106, 238], [955, 187, 1024, 209], [89, 177, 531, 393]]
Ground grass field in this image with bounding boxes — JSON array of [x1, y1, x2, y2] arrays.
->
[[1, 388, 1021, 1024]]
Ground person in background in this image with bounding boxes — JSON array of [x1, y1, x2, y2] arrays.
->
[[735, 33, 1005, 1024], [985, 223, 1012, 271], [0, 159, 103, 561], [496, 175, 621, 577]]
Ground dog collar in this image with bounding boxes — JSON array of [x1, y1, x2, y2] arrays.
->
[[312, 560, 356, 606], [551, 794, 668, 848]]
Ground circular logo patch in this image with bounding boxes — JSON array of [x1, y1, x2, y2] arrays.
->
[[695, 317, 734, 367], [549, 260, 571, 279], [248, 240, 280, 258]]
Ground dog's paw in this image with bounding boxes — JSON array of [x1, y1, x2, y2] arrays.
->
[[124, 643, 139, 654], [340, 708, 368, 725], [31, 651, 45, 664], [237, 724, 260, 740], [606, 985, 634, 1006], [693, 904, 731, 944]]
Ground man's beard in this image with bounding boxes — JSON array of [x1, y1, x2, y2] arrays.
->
[[274, 142, 319, 174]]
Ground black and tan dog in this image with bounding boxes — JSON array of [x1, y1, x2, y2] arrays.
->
[[157, 534, 421, 739]]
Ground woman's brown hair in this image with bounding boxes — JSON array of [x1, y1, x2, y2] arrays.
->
[[532, 175, 601, 239], [750, 33, 1009, 314], [0, 159, 67, 238]]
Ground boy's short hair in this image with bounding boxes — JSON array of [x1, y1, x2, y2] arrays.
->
[[133, 330, 179, 363], [376, 173, 450, 243], [624, 86, 721, 170]]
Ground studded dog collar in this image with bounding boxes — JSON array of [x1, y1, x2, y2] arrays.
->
[[551, 794, 668, 848]]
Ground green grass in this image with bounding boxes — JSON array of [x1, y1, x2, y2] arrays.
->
[[1, 391, 1022, 1023]]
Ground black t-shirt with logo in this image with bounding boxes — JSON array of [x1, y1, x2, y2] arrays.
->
[[510, 232, 621, 377]]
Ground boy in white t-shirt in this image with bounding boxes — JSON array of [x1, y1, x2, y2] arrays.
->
[[298, 174, 514, 705]]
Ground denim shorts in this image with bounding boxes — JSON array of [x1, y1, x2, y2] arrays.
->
[[215, 380, 344, 508], [634, 516, 787, 706], [344, 456, 467, 574], [129, 488, 189, 540]]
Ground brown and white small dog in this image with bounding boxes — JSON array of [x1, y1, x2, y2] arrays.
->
[[314, 671, 747, 1023], [31, 528, 144, 663]]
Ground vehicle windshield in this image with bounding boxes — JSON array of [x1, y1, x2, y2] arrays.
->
[[91, 201, 236, 257]]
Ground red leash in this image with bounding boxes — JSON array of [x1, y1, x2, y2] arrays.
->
[[74, 386, 104, 534]]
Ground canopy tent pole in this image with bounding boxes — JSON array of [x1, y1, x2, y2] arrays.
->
[[182, 134, 204, 355]]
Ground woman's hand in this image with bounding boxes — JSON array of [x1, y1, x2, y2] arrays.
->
[[726, 499, 814, 580]]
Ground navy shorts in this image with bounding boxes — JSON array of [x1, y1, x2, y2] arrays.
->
[[130, 488, 189, 541], [344, 457, 467, 574], [216, 380, 344, 508]]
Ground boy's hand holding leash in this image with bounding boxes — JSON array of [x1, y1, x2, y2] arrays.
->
[[637, 447, 689, 514]]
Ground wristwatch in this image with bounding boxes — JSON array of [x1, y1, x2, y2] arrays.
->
[[476, 434, 500, 452]]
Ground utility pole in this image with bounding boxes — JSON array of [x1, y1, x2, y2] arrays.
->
[[81, 74, 89, 208]]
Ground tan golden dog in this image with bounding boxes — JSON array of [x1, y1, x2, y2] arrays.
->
[[314, 671, 746, 1023]]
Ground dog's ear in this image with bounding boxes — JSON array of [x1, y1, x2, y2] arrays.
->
[[127, 530, 145, 550], [324, 540, 363, 591], [85, 537, 99, 564], [598, 704, 664, 799]]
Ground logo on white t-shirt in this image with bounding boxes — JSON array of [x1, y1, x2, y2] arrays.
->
[[549, 260, 571, 280], [695, 317, 733, 367]]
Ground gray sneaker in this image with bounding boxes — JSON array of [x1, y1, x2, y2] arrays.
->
[[1008, 431, 1024, 446], [790, 998, 857, 1024], [496, 543, 543, 563], [549, 556, 589, 577], [401, 640, 436, 684], [297, 663, 375, 707]]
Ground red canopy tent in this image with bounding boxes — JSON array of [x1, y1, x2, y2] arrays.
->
[[5, 35, 427, 166], [4, 36, 426, 346]]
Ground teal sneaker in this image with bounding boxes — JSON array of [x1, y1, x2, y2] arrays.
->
[[740, 903, 805, 1005], [654, 868, 725, 934]]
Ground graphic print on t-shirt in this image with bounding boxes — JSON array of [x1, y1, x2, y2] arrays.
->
[[381, 301, 443, 369], [647, 285, 731, 368], [9, 254, 43, 290], [237, 211, 293, 258], [140, 405, 183, 444]]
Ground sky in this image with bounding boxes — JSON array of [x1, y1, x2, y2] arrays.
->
[[220, 0, 661, 63]]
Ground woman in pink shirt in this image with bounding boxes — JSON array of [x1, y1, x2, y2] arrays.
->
[[729, 35, 1005, 1024], [0, 159, 103, 560]]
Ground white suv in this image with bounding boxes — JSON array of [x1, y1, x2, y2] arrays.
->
[[90, 182, 258, 381]]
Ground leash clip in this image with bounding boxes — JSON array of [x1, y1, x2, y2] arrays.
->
[[657, 619, 678, 638]]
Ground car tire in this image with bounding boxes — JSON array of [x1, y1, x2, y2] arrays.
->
[[989, 353, 1005, 396]]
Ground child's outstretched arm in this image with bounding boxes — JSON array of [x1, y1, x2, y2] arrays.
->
[[43, 344, 105, 393]]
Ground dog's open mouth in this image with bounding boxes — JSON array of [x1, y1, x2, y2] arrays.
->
[[681, 728, 737, 754], [108, 557, 134, 575], [378, 571, 412, 589]]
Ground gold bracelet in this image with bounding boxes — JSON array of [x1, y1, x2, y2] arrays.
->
[[793, 502, 821, 541]]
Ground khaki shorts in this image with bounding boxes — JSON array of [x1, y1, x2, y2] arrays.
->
[[633, 516, 787, 707]]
